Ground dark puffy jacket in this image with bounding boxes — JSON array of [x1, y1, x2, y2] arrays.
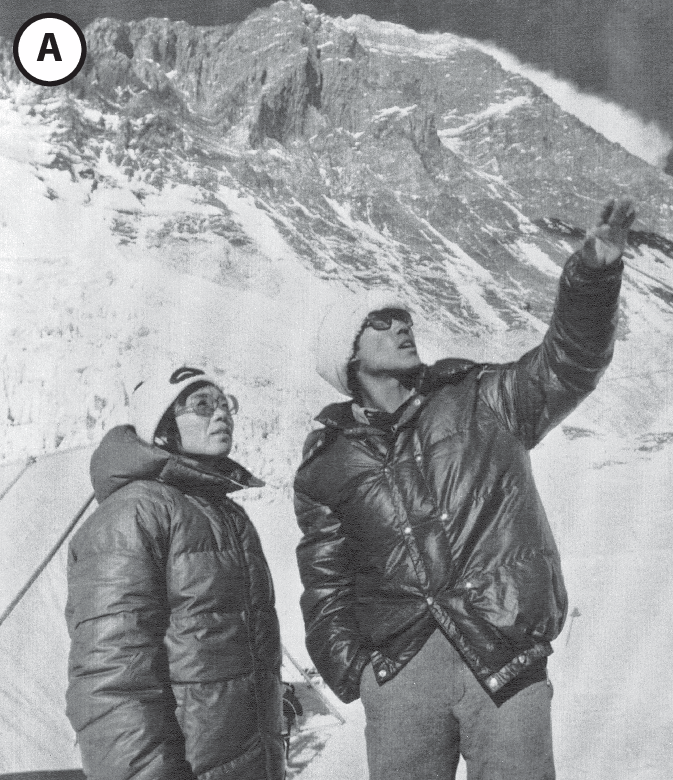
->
[[66, 426, 285, 780], [295, 253, 622, 705]]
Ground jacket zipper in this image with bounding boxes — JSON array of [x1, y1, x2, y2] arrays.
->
[[220, 498, 270, 778]]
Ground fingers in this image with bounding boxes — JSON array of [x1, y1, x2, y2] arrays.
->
[[599, 199, 616, 225], [582, 198, 636, 267], [600, 198, 636, 229], [623, 205, 636, 232], [610, 198, 635, 229]]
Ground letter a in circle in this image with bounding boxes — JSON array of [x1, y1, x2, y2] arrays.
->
[[13, 13, 86, 86], [37, 33, 63, 62]]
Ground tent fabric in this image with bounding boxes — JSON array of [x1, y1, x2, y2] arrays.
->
[[0, 447, 334, 777], [0, 448, 95, 774]]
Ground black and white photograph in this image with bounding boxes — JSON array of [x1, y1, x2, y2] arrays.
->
[[0, 2, 672, 779]]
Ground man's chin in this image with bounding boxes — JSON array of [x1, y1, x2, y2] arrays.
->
[[398, 355, 423, 370]]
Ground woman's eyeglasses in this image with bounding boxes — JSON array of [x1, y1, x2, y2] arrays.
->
[[175, 393, 239, 419], [363, 308, 413, 331]]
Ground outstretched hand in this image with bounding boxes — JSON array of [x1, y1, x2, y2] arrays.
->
[[580, 199, 636, 267]]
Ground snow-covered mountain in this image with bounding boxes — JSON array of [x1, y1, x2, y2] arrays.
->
[[1, 0, 672, 467], [1, 4, 673, 778]]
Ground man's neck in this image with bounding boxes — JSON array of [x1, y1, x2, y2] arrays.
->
[[358, 374, 415, 414]]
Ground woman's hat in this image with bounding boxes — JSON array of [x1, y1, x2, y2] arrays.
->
[[130, 366, 223, 444]]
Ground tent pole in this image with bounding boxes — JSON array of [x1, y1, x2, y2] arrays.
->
[[282, 643, 346, 724], [0, 456, 36, 503], [0, 492, 95, 629]]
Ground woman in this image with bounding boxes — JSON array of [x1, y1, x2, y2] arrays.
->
[[65, 366, 285, 780]]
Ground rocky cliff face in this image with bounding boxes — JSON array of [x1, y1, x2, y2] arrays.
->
[[0, 1, 672, 458]]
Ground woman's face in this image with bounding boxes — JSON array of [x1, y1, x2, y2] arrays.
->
[[174, 384, 235, 457]]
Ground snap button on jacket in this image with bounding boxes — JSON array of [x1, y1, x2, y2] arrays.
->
[[295, 253, 622, 704]]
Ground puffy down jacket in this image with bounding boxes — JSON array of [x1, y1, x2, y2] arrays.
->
[[295, 253, 622, 704], [65, 426, 285, 780]]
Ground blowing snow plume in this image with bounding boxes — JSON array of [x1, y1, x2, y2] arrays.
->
[[1, 5, 673, 780], [1, 0, 673, 461], [2, 0, 672, 170]]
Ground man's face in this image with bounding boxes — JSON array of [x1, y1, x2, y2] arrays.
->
[[174, 384, 234, 457], [353, 309, 422, 377]]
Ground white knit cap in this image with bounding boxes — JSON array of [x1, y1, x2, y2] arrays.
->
[[315, 290, 409, 396], [130, 366, 224, 444]]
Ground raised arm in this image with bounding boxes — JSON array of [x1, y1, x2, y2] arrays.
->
[[479, 199, 634, 449]]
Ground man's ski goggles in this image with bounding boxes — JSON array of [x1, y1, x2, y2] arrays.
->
[[175, 393, 239, 419], [363, 308, 413, 330]]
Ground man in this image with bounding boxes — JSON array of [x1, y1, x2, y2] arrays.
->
[[294, 200, 635, 779]]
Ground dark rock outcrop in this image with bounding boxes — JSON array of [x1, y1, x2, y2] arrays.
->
[[1, 0, 671, 333]]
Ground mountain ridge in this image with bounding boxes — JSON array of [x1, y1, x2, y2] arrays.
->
[[0, 0, 672, 464]]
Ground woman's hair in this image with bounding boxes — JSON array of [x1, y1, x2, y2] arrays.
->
[[346, 360, 363, 405], [154, 380, 211, 452]]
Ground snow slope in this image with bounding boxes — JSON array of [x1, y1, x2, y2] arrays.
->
[[3, 431, 673, 778], [1, 4, 673, 778]]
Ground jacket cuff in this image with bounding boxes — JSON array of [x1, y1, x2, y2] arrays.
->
[[334, 647, 372, 703], [571, 249, 624, 280], [370, 648, 397, 685], [560, 252, 623, 310], [348, 647, 373, 698]]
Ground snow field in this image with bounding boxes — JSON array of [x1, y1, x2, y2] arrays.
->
[[1, 23, 673, 779]]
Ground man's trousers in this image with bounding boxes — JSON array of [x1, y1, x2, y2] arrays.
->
[[359, 629, 555, 780]]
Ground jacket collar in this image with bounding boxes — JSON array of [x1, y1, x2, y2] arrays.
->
[[90, 425, 264, 503], [316, 359, 478, 434]]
